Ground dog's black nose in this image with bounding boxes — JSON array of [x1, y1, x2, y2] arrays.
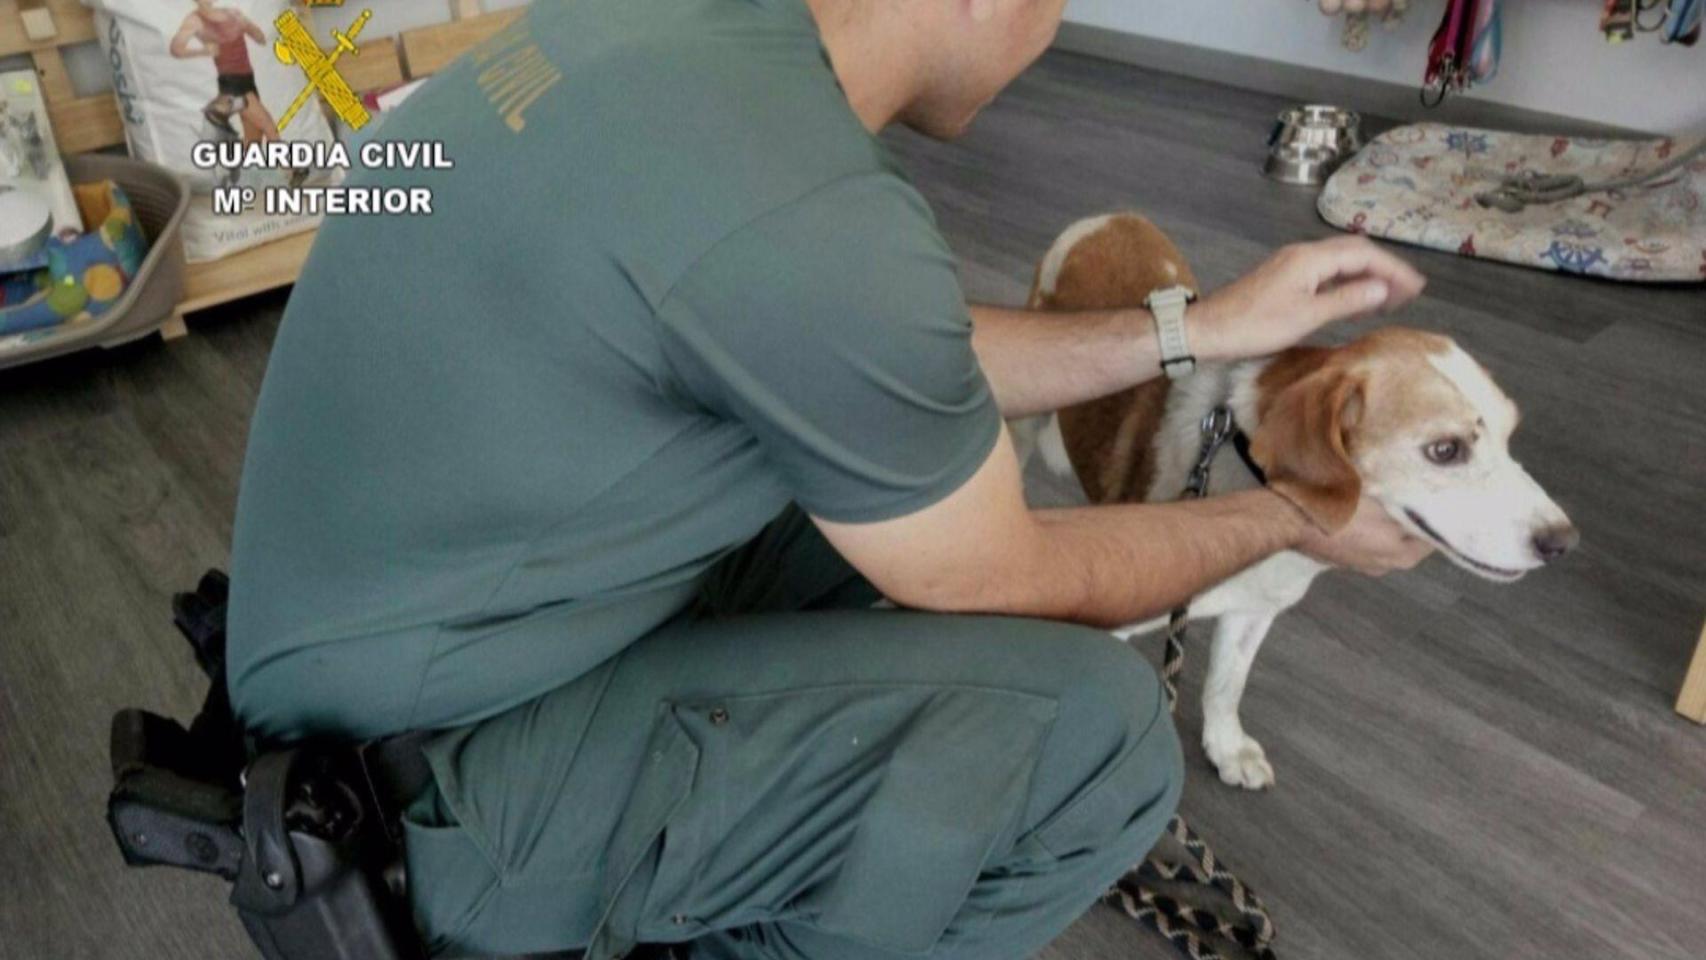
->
[[1532, 524, 1580, 563]]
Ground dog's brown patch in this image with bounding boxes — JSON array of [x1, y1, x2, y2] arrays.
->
[[1031, 214, 1198, 504], [1248, 328, 1455, 532], [1250, 362, 1366, 532]]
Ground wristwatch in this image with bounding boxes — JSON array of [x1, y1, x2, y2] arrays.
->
[[1144, 285, 1198, 379]]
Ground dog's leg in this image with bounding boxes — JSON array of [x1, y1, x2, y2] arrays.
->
[[1035, 413, 1073, 477], [1202, 611, 1277, 790], [1006, 414, 1048, 472]]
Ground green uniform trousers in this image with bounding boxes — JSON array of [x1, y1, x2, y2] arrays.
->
[[401, 507, 1184, 960]]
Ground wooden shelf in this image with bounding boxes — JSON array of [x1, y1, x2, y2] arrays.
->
[[179, 230, 318, 317], [1679, 619, 1706, 724]]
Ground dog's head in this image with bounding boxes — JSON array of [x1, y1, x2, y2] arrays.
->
[[1250, 327, 1577, 582]]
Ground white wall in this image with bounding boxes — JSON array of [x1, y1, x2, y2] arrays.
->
[[15, 1, 1699, 132], [1065, 0, 1705, 132]]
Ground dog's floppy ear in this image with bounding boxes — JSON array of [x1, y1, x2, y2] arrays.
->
[[1250, 368, 1365, 533]]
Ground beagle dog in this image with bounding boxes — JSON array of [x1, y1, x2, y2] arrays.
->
[[1026, 213, 1577, 790]]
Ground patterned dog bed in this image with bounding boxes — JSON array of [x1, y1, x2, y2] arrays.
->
[[1319, 123, 1706, 283]]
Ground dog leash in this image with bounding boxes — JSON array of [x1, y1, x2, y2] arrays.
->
[[1102, 405, 1280, 960], [1473, 134, 1706, 213], [1421, 0, 1502, 107]]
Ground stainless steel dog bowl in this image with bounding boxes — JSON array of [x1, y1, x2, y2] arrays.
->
[[1273, 104, 1364, 154], [1264, 104, 1364, 185], [0, 185, 53, 269], [1263, 144, 1342, 186]]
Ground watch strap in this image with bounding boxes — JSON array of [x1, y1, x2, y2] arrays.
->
[[1145, 285, 1197, 379]]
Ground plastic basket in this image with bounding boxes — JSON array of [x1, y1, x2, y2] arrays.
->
[[0, 153, 190, 370]]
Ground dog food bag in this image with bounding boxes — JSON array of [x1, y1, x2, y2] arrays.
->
[[86, 0, 341, 262]]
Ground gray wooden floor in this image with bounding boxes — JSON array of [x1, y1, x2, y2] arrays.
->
[[3, 49, 1704, 960]]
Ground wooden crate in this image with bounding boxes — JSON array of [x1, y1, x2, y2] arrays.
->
[[1679, 621, 1706, 724], [4, 0, 523, 339]]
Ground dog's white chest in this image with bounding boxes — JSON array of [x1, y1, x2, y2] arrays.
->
[[1192, 550, 1326, 620]]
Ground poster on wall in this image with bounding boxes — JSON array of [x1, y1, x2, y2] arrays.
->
[[87, 0, 345, 262]]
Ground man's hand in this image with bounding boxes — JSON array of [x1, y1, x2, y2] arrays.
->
[[1295, 495, 1434, 576], [1189, 236, 1426, 363]]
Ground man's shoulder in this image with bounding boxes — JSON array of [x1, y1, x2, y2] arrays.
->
[[299, 0, 922, 313]]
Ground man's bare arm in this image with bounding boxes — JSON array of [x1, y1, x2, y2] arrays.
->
[[818, 423, 1429, 627], [817, 422, 1317, 627], [169, 16, 209, 58], [968, 303, 1160, 418]]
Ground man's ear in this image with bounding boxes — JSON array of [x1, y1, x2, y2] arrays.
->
[[1250, 368, 1365, 533]]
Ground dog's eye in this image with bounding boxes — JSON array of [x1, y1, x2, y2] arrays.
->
[[1423, 438, 1466, 465]]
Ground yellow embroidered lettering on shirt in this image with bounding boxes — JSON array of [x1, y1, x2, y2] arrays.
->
[[475, 19, 562, 132]]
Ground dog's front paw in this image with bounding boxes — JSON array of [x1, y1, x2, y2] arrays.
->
[[1203, 731, 1275, 790]]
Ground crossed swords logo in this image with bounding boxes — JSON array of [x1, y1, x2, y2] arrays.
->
[[271, 8, 374, 131]]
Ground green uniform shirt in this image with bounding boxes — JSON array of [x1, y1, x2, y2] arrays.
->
[[227, 0, 1001, 741]]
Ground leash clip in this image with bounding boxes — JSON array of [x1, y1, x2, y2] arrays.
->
[[1183, 406, 1237, 499]]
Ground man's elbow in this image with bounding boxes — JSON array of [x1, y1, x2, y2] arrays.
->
[[878, 572, 994, 616], [875, 552, 1058, 620], [897, 554, 1131, 629]]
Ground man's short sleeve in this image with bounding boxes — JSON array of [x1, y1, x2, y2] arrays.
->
[[655, 173, 1001, 524]]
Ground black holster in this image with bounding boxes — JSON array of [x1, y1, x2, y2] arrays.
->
[[105, 570, 426, 960], [228, 745, 422, 960]]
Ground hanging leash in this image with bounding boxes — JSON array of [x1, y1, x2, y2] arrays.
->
[[1633, 0, 1673, 33], [1420, 0, 1471, 107], [1601, 0, 1639, 42], [1473, 135, 1706, 212], [1103, 405, 1279, 960], [1664, 0, 1702, 45], [1603, 0, 1700, 41], [1421, 0, 1502, 106]]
